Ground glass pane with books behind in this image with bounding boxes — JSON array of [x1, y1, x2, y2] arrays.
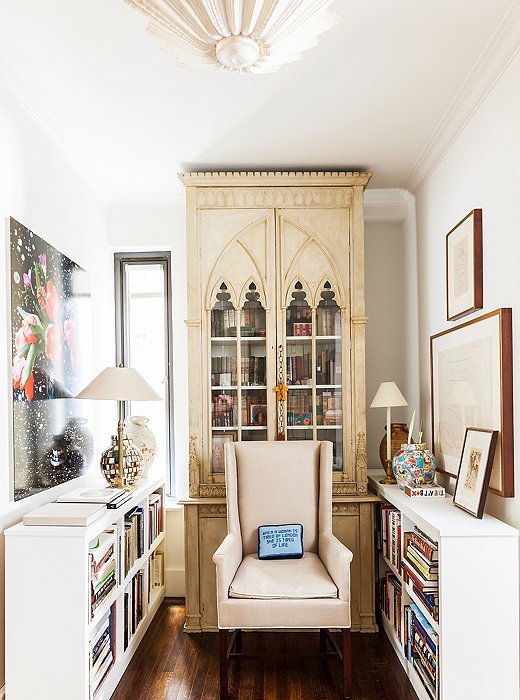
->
[[240, 283, 267, 443], [317, 388, 342, 471]]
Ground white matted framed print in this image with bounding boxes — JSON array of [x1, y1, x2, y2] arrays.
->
[[453, 428, 498, 518], [211, 432, 236, 473], [430, 308, 513, 497], [446, 209, 483, 321]]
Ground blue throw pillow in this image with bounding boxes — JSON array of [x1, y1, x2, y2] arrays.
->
[[258, 524, 304, 560]]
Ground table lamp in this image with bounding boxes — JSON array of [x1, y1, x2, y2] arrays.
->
[[76, 364, 161, 489], [370, 381, 408, 484]]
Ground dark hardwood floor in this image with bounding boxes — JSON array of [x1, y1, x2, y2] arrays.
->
[[112, 600, 419, 700]]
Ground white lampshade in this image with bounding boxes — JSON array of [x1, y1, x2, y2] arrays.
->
[[370, 382, 408, 409], [76, 366, 161, 402]]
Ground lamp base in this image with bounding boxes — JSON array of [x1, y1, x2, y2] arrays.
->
[[379, 458, 397, 485]]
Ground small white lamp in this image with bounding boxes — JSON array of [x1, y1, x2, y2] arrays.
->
[[76, 364, 161, 489], [370, 381, 408, 484]]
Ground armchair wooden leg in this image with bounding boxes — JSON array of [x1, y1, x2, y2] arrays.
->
[[219, 629, 229, 700], [342, 628, 352, 700], [236, 629, 243, 653]]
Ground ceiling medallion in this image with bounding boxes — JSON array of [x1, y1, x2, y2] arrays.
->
[[123, 0, 342, 74]]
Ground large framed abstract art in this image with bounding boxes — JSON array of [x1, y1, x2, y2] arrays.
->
[[9, 218, 93, 500]]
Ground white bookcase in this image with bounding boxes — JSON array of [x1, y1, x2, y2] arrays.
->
[[368, 470, 519, 700], [5, 476, 166, 700]]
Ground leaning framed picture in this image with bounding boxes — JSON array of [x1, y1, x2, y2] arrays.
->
[[446, 209, 483, 321], [453, 428, 498, 518], [211, 432, 236, 473], [430, 308, 513, 497]]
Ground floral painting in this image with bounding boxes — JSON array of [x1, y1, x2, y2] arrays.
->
[[10, 218, 93, 500]]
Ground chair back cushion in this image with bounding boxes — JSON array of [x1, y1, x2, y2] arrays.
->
[[233, 441, 321, 556]]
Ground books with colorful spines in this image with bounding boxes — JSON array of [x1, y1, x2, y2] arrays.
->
[[411, 527, 438, 560], [402, 558, 438, 593], [406, 541, 438, 571], [404, 484, 445, 498], [412, 585, 439, 621], [406, 549, 438, 580]]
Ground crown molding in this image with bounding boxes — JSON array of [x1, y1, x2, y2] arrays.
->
[[0, 28, 113, 202], [178, 170, 373, 188], [364, 188, 413, 222], [403, 1, 520, 193]]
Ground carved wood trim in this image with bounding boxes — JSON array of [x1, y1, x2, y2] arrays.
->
[[332, 503, 360, 516], [194, 187, 353, 209], [199, 484, 226, 498], [356, 432, 368, 486], [199, 504, 227, 517], [332, 483, 359, 496], [185, 319, 201, 327], [188, 436, 200, 499], [179, 171, 372, 189]]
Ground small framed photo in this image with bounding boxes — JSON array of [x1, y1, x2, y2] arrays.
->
[[446, 209, 483, 321], [211, 432, 236, 473], [250, 404, 267, 426], [453, 428, 498, 518]]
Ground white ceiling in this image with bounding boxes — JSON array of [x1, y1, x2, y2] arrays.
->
[[0, 0, 519, 202]]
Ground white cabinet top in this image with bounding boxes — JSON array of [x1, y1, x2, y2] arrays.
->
[[368, 470, 518, 539]]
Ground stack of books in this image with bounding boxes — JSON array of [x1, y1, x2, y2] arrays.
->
[[124, 507, 145, 575], [211, 393, 237, 427], [148, 493, 162, 547], [405, 604, 438, 700], [401, 527, 439, 621], [89, 609, 115, 694], [286, 352, 312, 385], [316, 306, 341, 336], [89, 530, 117, 620], [58, 487, 131, 510]]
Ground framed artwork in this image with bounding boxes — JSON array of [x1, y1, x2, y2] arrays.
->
[[446, 209, 483, 321], [453, 428, 498, 518], [10, 218, 92, 500], [211, 432, 236, 473], [430, 308, 513, 497]]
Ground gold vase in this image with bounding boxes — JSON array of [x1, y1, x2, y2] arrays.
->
[[379, 423, 408, 470]]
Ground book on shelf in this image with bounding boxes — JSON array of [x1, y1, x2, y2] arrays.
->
[[402, 559, 438, 593], [57, 487, 126, 504], [404, 484, 445, 498], [411, 527, 439, 561], [151, 550, 164, 589], [380, 571, 402, 639], [23, 502, 105, 527], [405, 604, 438, 700]]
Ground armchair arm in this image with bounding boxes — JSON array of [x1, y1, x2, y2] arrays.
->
[[319, 532, 353, 602], [212, 532, 242, 603]]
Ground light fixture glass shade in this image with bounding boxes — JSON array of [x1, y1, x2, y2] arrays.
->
[[76, 366, 161, 402], [370, 382, 408, 409], [123, 0, 342, 74]]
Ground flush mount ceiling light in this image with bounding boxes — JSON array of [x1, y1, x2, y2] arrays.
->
[[123, 0, 342, 74]]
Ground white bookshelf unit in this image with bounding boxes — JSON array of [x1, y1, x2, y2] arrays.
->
[[5, 476, 166, 700], [368, 470, 519, 700]]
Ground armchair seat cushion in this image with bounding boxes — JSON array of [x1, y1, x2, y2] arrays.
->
[[229, 552, 338, 600]]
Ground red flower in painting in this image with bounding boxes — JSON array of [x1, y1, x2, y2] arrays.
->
[[43, 280, 59, 321], [12, 355, 35, 402], [15, 314, 40, 348]]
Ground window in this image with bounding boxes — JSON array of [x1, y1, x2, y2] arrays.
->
[[115, 253, 174, 496]]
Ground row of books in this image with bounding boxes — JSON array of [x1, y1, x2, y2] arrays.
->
[[286, 306, 312, 337], [286, 352, 312, 385], [89, 607, 115, 696], [124, 507, 145, 576], [380, 571, 402, 639], [148, 493, 162, 548], [148, 550, 165, 599], [319, 391, 342, 426], [405, 604, 438, 700], [211, 308, 237, 337], [378, 504, 402, 570], [212, 393, 238, 427], [287, 392, 313, 426], [316, 349, 342, 385], [123, 571, 144, 651], [89, 530, 117, 620], [211, 308, 266, 337], [210, 355, 267, 387], [316, 305, 341, 336]]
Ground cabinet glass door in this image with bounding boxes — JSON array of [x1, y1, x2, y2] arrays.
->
[[240, 283, 268, 443]]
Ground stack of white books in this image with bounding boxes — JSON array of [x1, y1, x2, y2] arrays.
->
[[57, 487, 132, 510]]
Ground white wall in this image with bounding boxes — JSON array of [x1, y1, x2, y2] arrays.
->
[[0, 82, 113, 689], [365, 215, 419, 468], [415, 48, 520, 526]]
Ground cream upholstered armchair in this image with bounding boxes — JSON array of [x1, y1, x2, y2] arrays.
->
[[213, 440, 353, 700]]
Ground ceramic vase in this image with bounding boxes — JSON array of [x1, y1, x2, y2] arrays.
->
[[379, 422, 409, 469], [123, 416, 157, 477], [100, 435, 144, 487], [392, 442, 437, 490]]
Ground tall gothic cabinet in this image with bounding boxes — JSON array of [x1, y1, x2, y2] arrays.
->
[[179, 171, 378, 632]]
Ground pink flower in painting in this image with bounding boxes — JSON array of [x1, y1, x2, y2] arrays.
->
[[15, 314, 40, 348], [43, 280, 59, 321], [23, 269, 32, 287], [45, 324, 60, 364], [63, 318, 75, 367]]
